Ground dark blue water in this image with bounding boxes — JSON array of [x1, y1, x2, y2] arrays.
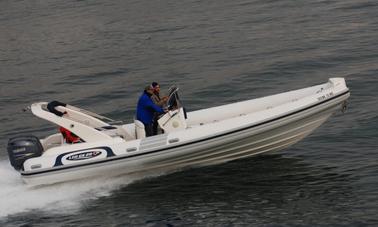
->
[[1, 0, 377, 226]]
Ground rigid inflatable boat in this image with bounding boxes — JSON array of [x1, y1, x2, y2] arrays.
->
[[7, 78, 350, 186]]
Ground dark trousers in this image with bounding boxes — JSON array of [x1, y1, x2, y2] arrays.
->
[[152, 114, 159, 136], [144, 123, 154, 137]]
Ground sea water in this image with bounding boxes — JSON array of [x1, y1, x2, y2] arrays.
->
[[1, 0, 377, 226]]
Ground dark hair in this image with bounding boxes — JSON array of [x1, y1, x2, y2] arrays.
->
[[151, 82, 159, 88]]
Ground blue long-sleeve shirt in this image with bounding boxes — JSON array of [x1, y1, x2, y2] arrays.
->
[[136, 91, 165, 124]]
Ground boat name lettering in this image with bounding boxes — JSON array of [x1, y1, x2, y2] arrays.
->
[[12, 147, 26, 153], [317, 91, 334, 101], [66, 151, 102, 161]]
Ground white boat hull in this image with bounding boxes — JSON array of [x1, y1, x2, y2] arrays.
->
[[20, 83, 349, 186]]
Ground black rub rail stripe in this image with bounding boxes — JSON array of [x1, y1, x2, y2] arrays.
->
[[22, 90, 349, 176]]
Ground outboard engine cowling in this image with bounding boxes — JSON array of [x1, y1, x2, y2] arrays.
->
[[7, 135, 43, 171]]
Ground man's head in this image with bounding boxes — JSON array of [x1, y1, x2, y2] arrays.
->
[[145, 85, 154, 95], [151, 82, 160, 93]]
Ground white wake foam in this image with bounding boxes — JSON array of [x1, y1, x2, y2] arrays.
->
[[0, 160, 164, 219]]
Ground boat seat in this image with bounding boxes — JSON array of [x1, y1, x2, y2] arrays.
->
[[117, 124, 136, 141], [134, 120, 146, 139]]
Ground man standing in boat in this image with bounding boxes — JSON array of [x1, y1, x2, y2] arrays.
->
[[150, 82, 168, 106], [150, 82, 168, 135], [136, 85, 166, 137]]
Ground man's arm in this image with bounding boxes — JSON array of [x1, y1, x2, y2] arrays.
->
[[147, 98, 165, 114]]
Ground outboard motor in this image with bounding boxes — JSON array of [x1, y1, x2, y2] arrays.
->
[[7, 135, 43, 171]]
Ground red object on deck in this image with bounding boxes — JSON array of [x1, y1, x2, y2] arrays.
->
[[59, 127, 80, 143]]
